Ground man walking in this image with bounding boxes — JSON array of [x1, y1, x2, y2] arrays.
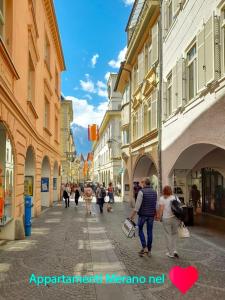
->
[[130, 178, 157, 257], [96, 183, 106, 213]]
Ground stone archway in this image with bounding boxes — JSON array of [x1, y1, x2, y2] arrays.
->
[[41, 156, 51, 208], [24, 146, 35, 217], [168, 143, 225, 218], [133, 155, 158, 190]]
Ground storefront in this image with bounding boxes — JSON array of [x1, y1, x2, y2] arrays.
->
[[0, 122, 14, 226], [202, 168, 225, 218]]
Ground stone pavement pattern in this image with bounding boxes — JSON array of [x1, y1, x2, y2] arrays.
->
[[0, 199, 225, 300]]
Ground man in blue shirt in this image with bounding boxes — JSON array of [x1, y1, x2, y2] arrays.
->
[[130, 178, 157, 257]]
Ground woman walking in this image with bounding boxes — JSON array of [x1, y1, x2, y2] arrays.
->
[[107, 182, 114, 204], [74, 184, 80, 206], [83, 184, 93, 215], [158, 185, 180, 258], [63, 183, 70, 208]]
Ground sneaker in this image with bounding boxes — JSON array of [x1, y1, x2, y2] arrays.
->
[[139, 249, 149, 257], [166, 252, 174, 258], [174, 252, 179, 258]]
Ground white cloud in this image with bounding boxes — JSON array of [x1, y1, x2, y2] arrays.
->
[[97, 81, 107, 89], [80, 76, 95, 93], [108, 46, 127, 69], [104, 72, 110, 81], [98, 89, 108, 97], [66, 96, 108, 128], [123, 0, 134, 6], [91, 53, 99, 68]]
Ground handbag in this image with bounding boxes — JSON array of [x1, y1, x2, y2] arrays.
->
[[178, 222, 190, 238], [122, 218, 136, 238]]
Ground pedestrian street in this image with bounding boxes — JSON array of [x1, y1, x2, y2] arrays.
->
[[0, 199, 225, 300]]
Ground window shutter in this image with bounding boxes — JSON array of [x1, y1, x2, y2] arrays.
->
[[205, 16, 214, 85], [151, 22, 159, 65], [214, 15, 221, 80], [163, 1, 169, 39], [151, 89, 157, 129], [138, 51, 144, 84], [197, 26, 205, 92], [177, 58, 186, 107], [162, 81, 168, 120], [172, 65, 177, 112], [173, 0, 180, 17]]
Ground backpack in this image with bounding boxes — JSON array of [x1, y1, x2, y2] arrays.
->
[[100, 188, 106, 198], [171, 197, 184, 220]]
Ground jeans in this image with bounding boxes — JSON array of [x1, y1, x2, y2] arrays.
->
[[65, 197, 70, 208], [108, 192, 114, 203], [138, 216, 154, 251], [97, 198, 104, 213]]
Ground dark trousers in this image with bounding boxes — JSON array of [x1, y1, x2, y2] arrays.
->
[[98, 198, 104, 213], [65, 197, 70, 208], [138, 216, 154, 251], [75, 197, 79, 206]]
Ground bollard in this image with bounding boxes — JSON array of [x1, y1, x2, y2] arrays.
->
[[24, 195, 33, 236]]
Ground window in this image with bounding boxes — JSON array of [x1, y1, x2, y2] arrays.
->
[[122, 128, 129, 145], [28, 53, 35, 103], [144, 104, 148, 135], [168, 0, 173, 28], [187, 44, 197, 101], [55, 116, 58, 141], [44, 98, 50, 129], [148, 44, 152, 70], [167, 73, 172, 116], [55, 67, 59, 95], [132, 114, 137, 141], [133, 64, 138, 93], [0, 0, 4, 39], [148, 101, 151, 132], [145, 43, 149, 74], [45, 34, 50, 69]]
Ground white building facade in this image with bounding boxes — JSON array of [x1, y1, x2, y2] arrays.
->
[[161, 0, 225, 218], [93, 74, 122, 187]]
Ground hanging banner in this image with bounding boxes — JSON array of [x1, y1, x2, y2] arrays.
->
[[88, 124, 99, 141]]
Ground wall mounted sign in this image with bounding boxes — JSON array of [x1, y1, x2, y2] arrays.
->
[[24, 176, 34, 196], [41, 177, 49, 192]]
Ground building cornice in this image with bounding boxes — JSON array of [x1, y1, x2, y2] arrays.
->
[[43, 0, 66, 71], [130, 129, 158, 149]]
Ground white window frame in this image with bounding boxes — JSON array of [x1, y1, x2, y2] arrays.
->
[[221, 6, 225, 75], [187, 43, 197, 102], [168, 0, 173, 29], [167, 73, 172, 116]]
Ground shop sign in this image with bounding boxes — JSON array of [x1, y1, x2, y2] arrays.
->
[[24, 176, 34, 196], [41, 177, 49, 192]]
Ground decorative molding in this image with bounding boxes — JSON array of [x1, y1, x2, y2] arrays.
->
[[27, 100, 39, 119], [130, 129, 158, 149], [43, 126, 52, 136], [28, 0, 39, 38], [42, 0, 66, 71], [0, 38, 19, 80], [28, 25, 39, 65]]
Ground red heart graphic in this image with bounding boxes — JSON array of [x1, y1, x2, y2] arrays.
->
[[169, 266, 198, 294]]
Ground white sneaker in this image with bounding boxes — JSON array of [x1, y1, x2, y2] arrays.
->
[[166, 252, 174, 258]]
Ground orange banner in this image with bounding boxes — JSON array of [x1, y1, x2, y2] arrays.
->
[[88, 124, 98, 141]]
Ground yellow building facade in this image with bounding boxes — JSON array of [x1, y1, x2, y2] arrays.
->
[[115, 0, 160, 202], [0, 0, 65, 239]]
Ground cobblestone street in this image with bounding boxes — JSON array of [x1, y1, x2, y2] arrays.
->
[[0, 199, 225, 300]]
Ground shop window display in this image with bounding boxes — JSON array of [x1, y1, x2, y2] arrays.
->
[[202, 168, 225, 218], [0, 122, 14, 225]]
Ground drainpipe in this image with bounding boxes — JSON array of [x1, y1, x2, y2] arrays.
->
[[157, 0, 163, 193]]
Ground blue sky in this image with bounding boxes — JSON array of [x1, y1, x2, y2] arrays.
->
[[54, 0, 134, 129]]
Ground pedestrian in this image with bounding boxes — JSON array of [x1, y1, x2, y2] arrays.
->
[[63, 183, 70, 208], [74, 184, 80, 206], [130, 178, 157, 257], [134, 182, 141, 203], [190, 184, 201, 214], [96, 183, 106, 213], [107, 182, 114, 203], [83, 184, 93, 215], [158, 185, 180, 258]]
